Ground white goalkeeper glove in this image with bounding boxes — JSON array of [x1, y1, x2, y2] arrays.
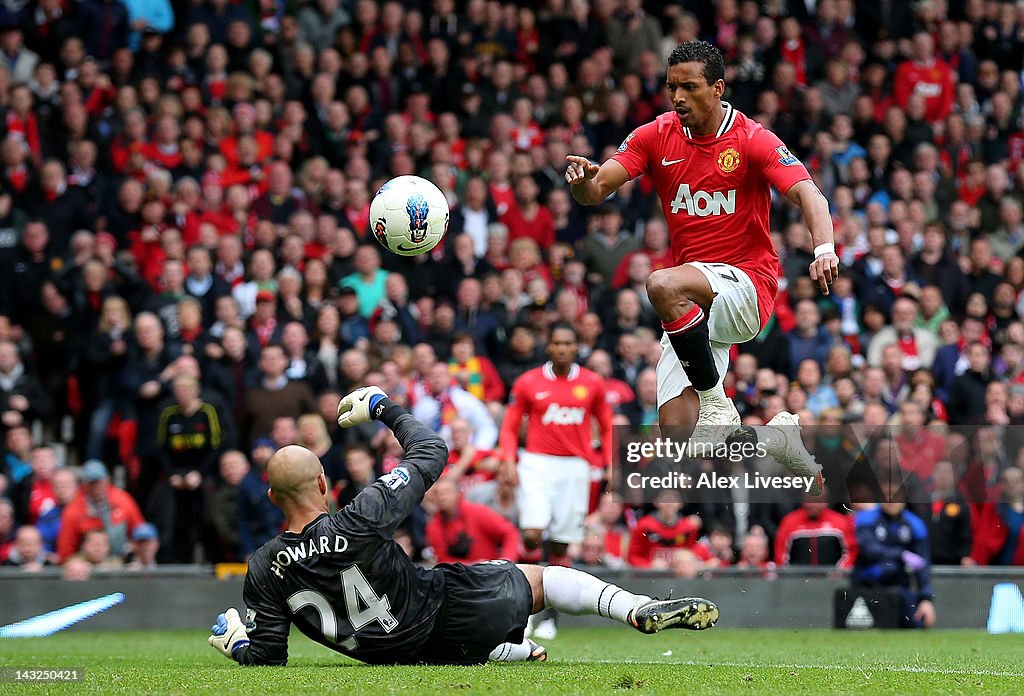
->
[[209, 608, 250, 660], [337, 386, 388, 428]]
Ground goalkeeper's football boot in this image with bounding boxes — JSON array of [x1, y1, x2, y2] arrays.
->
[[525, 639, 548, 662], [629, 596, 719, 634]]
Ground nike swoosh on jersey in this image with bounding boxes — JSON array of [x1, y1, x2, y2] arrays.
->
[[661, 157, 685, 166]]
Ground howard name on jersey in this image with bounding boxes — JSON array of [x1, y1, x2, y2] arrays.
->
[[611, 102, 811, 327]]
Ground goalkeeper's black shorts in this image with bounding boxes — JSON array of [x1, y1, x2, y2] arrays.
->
[[417, 560, 533, 665]]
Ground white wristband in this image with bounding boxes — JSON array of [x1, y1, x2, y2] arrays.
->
[[814, 242, 835, 258]]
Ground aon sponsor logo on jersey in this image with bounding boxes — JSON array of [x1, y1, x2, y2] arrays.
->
[[541, 403, 586, 425], [914, 82, 943, 97], [669, 184, 736, 216]]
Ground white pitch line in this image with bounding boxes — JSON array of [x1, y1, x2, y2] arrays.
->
[[581, 659, 1024, 678]]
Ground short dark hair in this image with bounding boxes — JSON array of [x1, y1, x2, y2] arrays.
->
[[549, 322, 578, 341], [667, 40, 726, 85], [346, 443, 375, 461], [450, 331, 475, 346]]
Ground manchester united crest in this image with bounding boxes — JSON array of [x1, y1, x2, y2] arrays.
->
[[717, 147, 740, 173], [572, 385, 589, 400]]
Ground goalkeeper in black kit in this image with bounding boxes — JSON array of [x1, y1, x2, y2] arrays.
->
[[209, 387, 719, 666]]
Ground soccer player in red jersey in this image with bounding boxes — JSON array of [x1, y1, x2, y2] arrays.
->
[[565, 41, 836, 494], [499, 323, 612, 639], [499, 324, 613, 564]]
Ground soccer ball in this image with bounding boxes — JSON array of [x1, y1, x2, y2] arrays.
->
[[369, 175, 449, 256]]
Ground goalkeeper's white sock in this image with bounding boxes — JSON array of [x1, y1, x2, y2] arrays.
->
[[488, 639, 535, 662], [542, 566, 650, 625]]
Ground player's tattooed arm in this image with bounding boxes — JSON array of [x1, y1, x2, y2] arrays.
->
[[786, 179, 839, 295], [565, 156, 630, 205]]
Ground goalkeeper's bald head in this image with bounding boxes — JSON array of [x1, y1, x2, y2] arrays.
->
[[267, 445, 329, 518]]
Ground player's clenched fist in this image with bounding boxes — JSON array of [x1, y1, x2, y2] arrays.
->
[[498, 459, 519, 487], [564, 155, 599, 185], [337, 386, 388, 428], [808, 251, 840, 295]]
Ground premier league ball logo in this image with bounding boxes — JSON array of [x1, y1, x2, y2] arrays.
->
[[373, 217, 389, 247], [406, 194, 430, 244]]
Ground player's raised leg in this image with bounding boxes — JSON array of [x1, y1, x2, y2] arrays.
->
[[648, 263, 740, 443], [516, 564, 719, 633], [652, 262, 823, 494]]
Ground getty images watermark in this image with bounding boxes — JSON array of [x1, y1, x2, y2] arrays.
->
[[622, 437, 819, 494], [610, 429, 819, 499], [612, 423, 1024, 505]]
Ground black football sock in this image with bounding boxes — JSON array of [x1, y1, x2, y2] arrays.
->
[[662, 304, 719, 392]]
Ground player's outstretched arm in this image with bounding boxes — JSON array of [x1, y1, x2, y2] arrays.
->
[[786, 180, 839, 295], [336, 387, 448, 537], [565, 155, 630, 206]]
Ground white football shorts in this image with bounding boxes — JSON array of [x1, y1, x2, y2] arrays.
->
[[656, 261, 761, 408], [516, 450, 590, 544]]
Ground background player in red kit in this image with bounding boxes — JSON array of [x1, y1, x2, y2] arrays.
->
[[499, 323, 612, 638], [565, 41, 837, 494], [499, 324, 612, 564]]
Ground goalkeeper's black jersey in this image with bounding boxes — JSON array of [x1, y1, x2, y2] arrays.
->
[[236, 403, 449, 666]]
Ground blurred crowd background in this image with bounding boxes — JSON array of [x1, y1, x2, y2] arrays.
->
[[1, 0, 1024, 580]]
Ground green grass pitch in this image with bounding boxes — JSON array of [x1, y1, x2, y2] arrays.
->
[[1, 627, 1022, 694]]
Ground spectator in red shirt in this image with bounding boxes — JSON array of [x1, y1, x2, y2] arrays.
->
[[584, 349, 636, 413], [56, 460, 147, 562], [510, 98, 545, 151], [894, 400, 946, 482], [971, 466, 1024, 566], [627, 489, 705, 568], [775, 496, 857, 568], [893, 32, 955, 125], [584, 492, 629, 562], [0, 499, 14, 562], [500, 174, 555, 250], [425, 477, 520, 564], [578, 527, 626, 569], [609, 220, 673, 289], [144, 115, 183, 171], [699, 524, 735, 567], [444, 417, 499, 494], [27, 445, 59, 524], [735, 531, 776, 572], [220, 102, 274, 169]]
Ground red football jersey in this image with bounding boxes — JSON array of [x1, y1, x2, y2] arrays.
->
[[893, 58, 955, 124], [611, 104, 811, 327], [626, 513, 707, 568], [499, 362, 613, 466]]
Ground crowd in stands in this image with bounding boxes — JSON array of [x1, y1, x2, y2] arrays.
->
[[3, 0, 1024, 577]]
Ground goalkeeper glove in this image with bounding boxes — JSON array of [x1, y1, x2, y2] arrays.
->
[[209, 608, 250, 660], [337, 386, 388, 428]]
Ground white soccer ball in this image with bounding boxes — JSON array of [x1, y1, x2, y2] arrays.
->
[[369, 175, 450, 257]]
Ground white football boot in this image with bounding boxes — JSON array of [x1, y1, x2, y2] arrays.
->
[[689, 385, 742, 450], [764, 411, 824, 495]]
